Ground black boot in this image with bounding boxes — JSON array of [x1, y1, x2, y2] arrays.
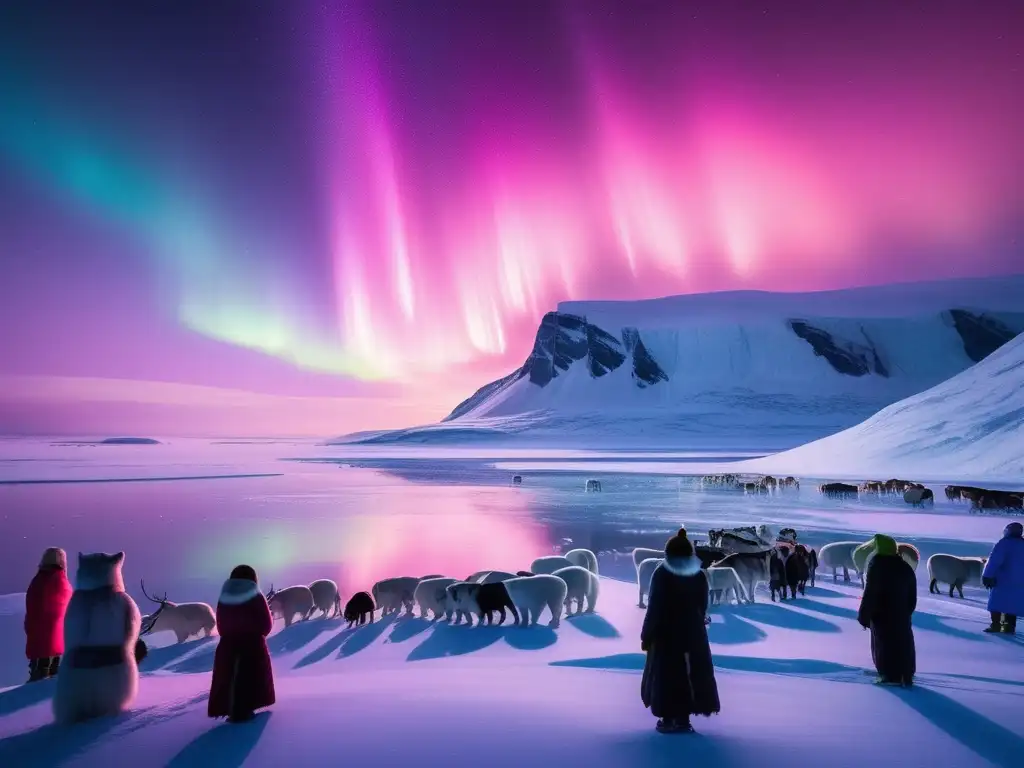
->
[[27, 659, 46, 683], [983, 611, 1002, 633], [656, 717, 694, 734], [47, 656, 60, 678], [1003, 615, 1017, 635]]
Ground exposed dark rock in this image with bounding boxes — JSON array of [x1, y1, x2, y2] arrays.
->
[[946, 310, 1018, 363], [622, 328, 668, 387], [586, 323, 627, 378], [523, 312, 589, 386], [444, 312, 670, 420], [788, 321, 888, 377]]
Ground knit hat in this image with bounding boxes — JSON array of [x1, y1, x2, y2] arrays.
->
[[1005, 522, 1023, 539], [229, 564, 258, 583], [872, 534, 898, 557], [39, 547, 67, 570], [665, 528, 694, 559]]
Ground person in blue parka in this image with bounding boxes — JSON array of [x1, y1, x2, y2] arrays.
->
[[982, 521, 1024, 635]]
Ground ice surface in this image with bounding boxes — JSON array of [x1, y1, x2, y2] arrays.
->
[[1, 443, 1022, 766]]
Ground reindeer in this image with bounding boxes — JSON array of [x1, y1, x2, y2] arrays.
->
[[140, 580, 216, 643], [265, 583, 314, 628]]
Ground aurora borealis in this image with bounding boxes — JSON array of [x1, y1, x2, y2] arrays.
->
[[1, 1, 1022, 437]]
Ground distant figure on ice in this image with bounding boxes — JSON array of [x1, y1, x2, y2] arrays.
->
[[53, 552, 141, 724], [857, 534, 916, 686], [641, 528, 720, 734], [209, 564, 275, 723], [982, 521, 1024, 635], [24, 547, 72, 682]]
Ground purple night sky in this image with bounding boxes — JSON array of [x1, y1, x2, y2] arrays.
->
[[0, 1, 1021, 436]]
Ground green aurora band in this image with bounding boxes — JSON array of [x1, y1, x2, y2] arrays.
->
[[0, 86, 391, 381]]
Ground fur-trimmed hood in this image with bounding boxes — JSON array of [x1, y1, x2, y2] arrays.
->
[[661, 555, 703, 577], [219, 578, 262, 605]]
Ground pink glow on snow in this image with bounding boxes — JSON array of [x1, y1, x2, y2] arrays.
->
[[333, 492, 548, 597]]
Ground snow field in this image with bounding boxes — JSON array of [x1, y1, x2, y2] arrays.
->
[[2, 556, 1023, 767]]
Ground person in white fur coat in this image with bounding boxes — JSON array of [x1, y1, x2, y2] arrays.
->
[[52, 552, 141, 725]]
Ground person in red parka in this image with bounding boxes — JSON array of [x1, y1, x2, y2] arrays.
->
[[25, 547, 73, 682], [208, 564, 275, 723]]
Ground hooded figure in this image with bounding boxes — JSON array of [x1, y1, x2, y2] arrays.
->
[[857, 534, 917, 686], [208, 565, 275, 722], [982, 521, 1024, 635], [640, 528, 721, 734], [24, 547, 73, 682]]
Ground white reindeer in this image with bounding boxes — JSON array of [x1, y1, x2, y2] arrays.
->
[[266, 584, 315, 628], [139, 580, 216, 644]]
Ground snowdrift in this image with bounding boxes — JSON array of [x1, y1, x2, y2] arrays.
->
[[742, 333, 1024, 482], [336, 275, 1024, 449]]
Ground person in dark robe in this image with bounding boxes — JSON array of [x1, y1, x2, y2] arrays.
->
[[641, 528, 721, 733], [857, 534, 917, 686], [208, 564, 275, 723], [24, 547, 72, 682]]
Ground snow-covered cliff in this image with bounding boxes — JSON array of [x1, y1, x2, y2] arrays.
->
[[338, 275, 1024, 449]]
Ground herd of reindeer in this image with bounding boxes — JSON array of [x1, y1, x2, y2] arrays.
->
[[698, 472, 1023, 511], [132, 471, 1013, 647]]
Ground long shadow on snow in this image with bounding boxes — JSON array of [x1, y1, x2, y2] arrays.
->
[[706, 612, 767, 645], [0, 709, 144, 766], [551, 649, 1024, 764], [606, 729, 747, 768], [294, 629, 349, 668], [267, 619, 339, 655], [801, 586, 848, 598], [168, 645, 217, 674], [0, 678, 54, 716], [339, 615, 395, 657], [796, 600, 988, 642], [407, 623, 507, 661], [387, 616, 434, 644], [879, 685, 1024, 767], [505, 626, 558, 650], [566, 613, 621, 638], [141, 636, 216, 672], [722, 603, 840, 633], [165, 711, 271, 768], [549, 653, 865, 681]]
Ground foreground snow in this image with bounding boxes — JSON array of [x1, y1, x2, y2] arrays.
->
[[2, 570, 1023, 767]]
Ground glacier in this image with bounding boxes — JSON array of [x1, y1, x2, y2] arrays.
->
[[335, 275, 1024, 450], [740, 332, 1024, 482]]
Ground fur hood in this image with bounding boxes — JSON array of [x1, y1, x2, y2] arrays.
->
[[219, 578, 262, 605], [1004, 522, 1023, 539], [39, 547, 67, 570], [661, 555, 703, 577]]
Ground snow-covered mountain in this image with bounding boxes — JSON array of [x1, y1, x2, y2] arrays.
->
[[337, 275, 1024, 449], [740, 332, 1024, 482]]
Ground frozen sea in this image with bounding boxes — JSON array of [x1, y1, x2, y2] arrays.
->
[[2, 436, 1023, 767], [1, 435, 1012, 603]]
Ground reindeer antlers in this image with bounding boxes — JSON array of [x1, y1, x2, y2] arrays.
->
[[140, 579, 168, 605]]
